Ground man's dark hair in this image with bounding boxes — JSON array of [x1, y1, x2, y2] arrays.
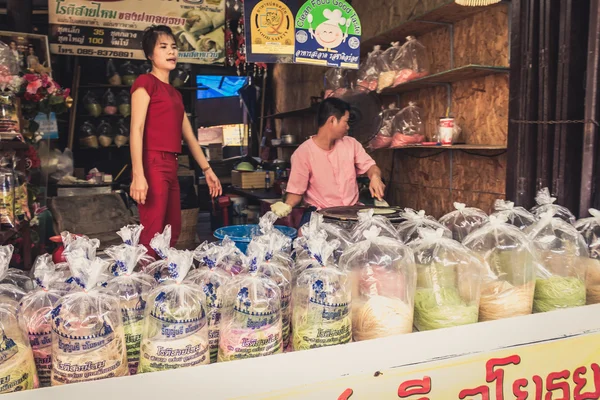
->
[[317, 97, 351, 128], [141, 25, 176, 60]]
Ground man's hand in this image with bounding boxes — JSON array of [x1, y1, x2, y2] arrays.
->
[[271, 201, 292, 218], [369, 176, 386, 201]]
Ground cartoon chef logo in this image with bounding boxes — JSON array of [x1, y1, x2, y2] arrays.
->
[[307, 8, 351, 53]]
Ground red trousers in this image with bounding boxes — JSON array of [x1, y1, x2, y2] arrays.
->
[[138, 151, 181, 258]]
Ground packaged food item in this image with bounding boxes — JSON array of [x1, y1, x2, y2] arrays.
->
[[217, 237, 248, 276], [139, 61, 152, 75], [18, 254, 64, 387], [390, 102, 425, 147], [103, 244, 156, 375], [377, 42, 401, 92], [341, 226, 416, 341], [292, 237, 351, 350], [83, 92, 101, 117], [492, 199, 536, 230], [356, 45, 383, 92], [0, 245, 26, 306], [295, 213, 352, 264], [439, 202, 489, 242], [324, 68, 348, 98], [79, 120, 99, 149], [185, 253, 233, 363], [12, 169, 29, 225], [0, 163, 16, 229], [51, 254, 129, 385], [368, 103, 399, 150], [527, 211, 588, 312], [396, 208, 452, 244], [170, 67, 189, 88], [114, 118, 130, 148], [463, 216, 536, 321], [102, 89, 117, 115], [218, 262, 283, 362], [60, 231, 100, 260], [575, 209, 600, 304], [252, 212, 293, 254], [97, 120, 114, 147], [351, 208, 398, 242], [411, 228, 483, 331], [138, 249, 209, 373], [149, 224, 171, 260], [106, 59, 121, 86], [391, 36, 430, 86], [117, 224, 144, 247], [3, 267, 35, 292], [531, 187, 576, 224], [117, 90, 131, 117], [120, 62, 138, 86]]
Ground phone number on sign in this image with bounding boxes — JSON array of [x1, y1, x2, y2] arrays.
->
[[56, 45, 133, 58]]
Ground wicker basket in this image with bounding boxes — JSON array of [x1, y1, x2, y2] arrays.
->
[[175, 207, 199, 250]]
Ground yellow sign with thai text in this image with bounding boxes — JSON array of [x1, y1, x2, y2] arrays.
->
[[239, 332, 600, 399], [250, 0, 295, 55]]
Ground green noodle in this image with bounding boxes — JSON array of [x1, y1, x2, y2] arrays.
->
[[414, 287, 478, 331], [533, 276, 586, 313]]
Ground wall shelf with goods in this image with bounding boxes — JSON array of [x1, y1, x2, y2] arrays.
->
[[387, 144, 507, 151]]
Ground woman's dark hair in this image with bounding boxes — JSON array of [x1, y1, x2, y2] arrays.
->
[[317, 97, 351, 127], [141, 25, 176, 60]]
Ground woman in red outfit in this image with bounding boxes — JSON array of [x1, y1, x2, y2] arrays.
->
[[130, 25, 222, 257]]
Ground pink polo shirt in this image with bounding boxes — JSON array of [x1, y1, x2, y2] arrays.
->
[[287, 136, 376, 210]]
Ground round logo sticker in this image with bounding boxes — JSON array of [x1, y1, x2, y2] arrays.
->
[[348, 37, 360, 50], [296, 30, 308, 44]]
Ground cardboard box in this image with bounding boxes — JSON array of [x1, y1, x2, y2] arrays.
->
[[207, 143, 223, 161], [232, 170, 275, 189]]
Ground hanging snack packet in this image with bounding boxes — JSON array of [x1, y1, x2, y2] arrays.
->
[[106, 59, 121, 86], [103, 244, 155, 375], [368, 103, 399, 150], [351, 208, 398, 242], [79, 120, 99, 149], [463, 216, 536, 321], [396, 208, 452, 244], [411, 228, 483, 331], [575, 209, 600, 304], [390, 102, 425, 147], [341, 227, 416, 341], [218, 262, 283, 362], [102, 89, 117, 115], [83, 91, 101, 117], [115, 118, 130, 148], [356, 45, 383, 91], [439, 202, 489, 242], [97, 120, 114, 147], [377, 42, 402, 92], [492, 199, 536, 230], [120, 61, 138, 86], [18, 254, 64, 387], [324, 68, 348, 98], [293, 237, 351, 350], [138, 249, 209, 373], [531, 187, 576, 224], [51, 254, 128, 385], [527, 211, 588, 312], [117, 90, 131, 117], [391, 36, 430, 86]]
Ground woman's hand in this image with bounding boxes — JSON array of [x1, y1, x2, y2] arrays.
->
[[205, 168, 222, 198], [369, 176, 386, 201], [130, 174, 149, 205]]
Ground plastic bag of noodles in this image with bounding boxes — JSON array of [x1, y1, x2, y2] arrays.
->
[[531, 187, 576, 224], [351, 208, 398, 242], [294, 213, 352, 263], [396, 208, 452, 244], [439, 202, 489, 242], [574, 209, 600, 304], [492, 199, 536, 230], [0, 245, 27, 306]]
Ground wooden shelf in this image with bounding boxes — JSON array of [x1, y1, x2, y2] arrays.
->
[[360, 1, 503, 55], [262, 105, 318, 119], [389, 144, 507, 150], [379, 65, 509, 94]]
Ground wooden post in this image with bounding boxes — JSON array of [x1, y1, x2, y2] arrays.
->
[[7, 0, 33, 33]]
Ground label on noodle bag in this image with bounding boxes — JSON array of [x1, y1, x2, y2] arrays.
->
[[295, 299, 352, 350], [122, 307, 145, 375], [28, 331, 52, 387], [218, 311, 283, 362], [0, 341, 37, 393]]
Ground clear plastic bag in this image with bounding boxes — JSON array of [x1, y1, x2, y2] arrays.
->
[[377, 42, 401, 92], [295, 213, 352, 264], [527, 211, 589, 312], [115, 117, 130, 148], [341, 227, 415, 341], [61, 231, 100, 260], [575, 209, 600, 304], [351, 208, 398, 242], [396, 208, 452, 244], [439, 202, 489, 242], [97, 120, 114, 148], [120, 62, 138, 86], [0, 245, 27, 305], [0, 165, 16, 229], [103, 244, 156, 375], [463, 216, 536, 321], [138, 249, 209, 373], [492, 199, 536, 230], [410, 228, 483, 331], [368, 103, 399, 150], [117, 224, 144, 247], [3, 268, 35, 292], [106, 59, 121, 86], [218, 263, 283, 362], [51, 253, 128, 385], [149, 225, 172, 260], [18, 254, 64, 387], [390, 102, 425, 147], [324, 68, 348, 98], [531, 187, 576, 224], [391, 36, 430, 86], [117, 90, 131, 117], [253, 212, 293, 254], [79, 120, 99, 149], [292, 261, 351, 351], [102, 89, 117, 116], [83, 92, 102, 118], [356, 45, 383, 92]]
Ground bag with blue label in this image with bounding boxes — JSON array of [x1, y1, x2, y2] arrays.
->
[[50, 252, 129, 385], [294, 213, 352, 265], [138, 249, 210, 373], [195, 237, 247, 277], [103, 244, 156, 375], [0, 245, 27, 307], [292, 236, 351, 351]]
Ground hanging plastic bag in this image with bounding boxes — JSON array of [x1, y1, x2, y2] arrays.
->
[[115, 118, 130, 148], [102, 89, 117, 115], [463, 216, 536, 321], [368, 103, 399, 150], [97, 120, 114, 147], [531, 187, 576, 224], [410, 228, 483, 331], [79, 120, 99, 149], [341, 227, 416, 341], [106, 59, 121, 86], [51, 254, 129, 385], [390, 102, 425, 147], [439, 202, 489, 242], [170, 67, 189, 88], [292, 243, 351, 350], [138, 249, 209, 373], [324, 68, 348, 98], [83, 91, 101, 117], [150, 224, 172, 260], [120, 62, 138, 86], [396, 208, 452, 244], [356, 45, 383, 92], [18, 254, 64, 387], [492, 199, 536, 230], [218, 262, 283, 362], [575, 209, 600, 304], [527, 211, 588, 312], [117, 90, 131, 117], [377, 42, 401, 92], [187, 247, 233, 363], [391, 36, 430, 86], [103, 244, 156, 375], [351, 208, 398, 242]]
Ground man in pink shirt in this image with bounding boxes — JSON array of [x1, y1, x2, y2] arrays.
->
[[271, 98, 385, 225]]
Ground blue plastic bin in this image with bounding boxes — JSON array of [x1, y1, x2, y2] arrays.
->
[[213, 224, 297, 254]]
